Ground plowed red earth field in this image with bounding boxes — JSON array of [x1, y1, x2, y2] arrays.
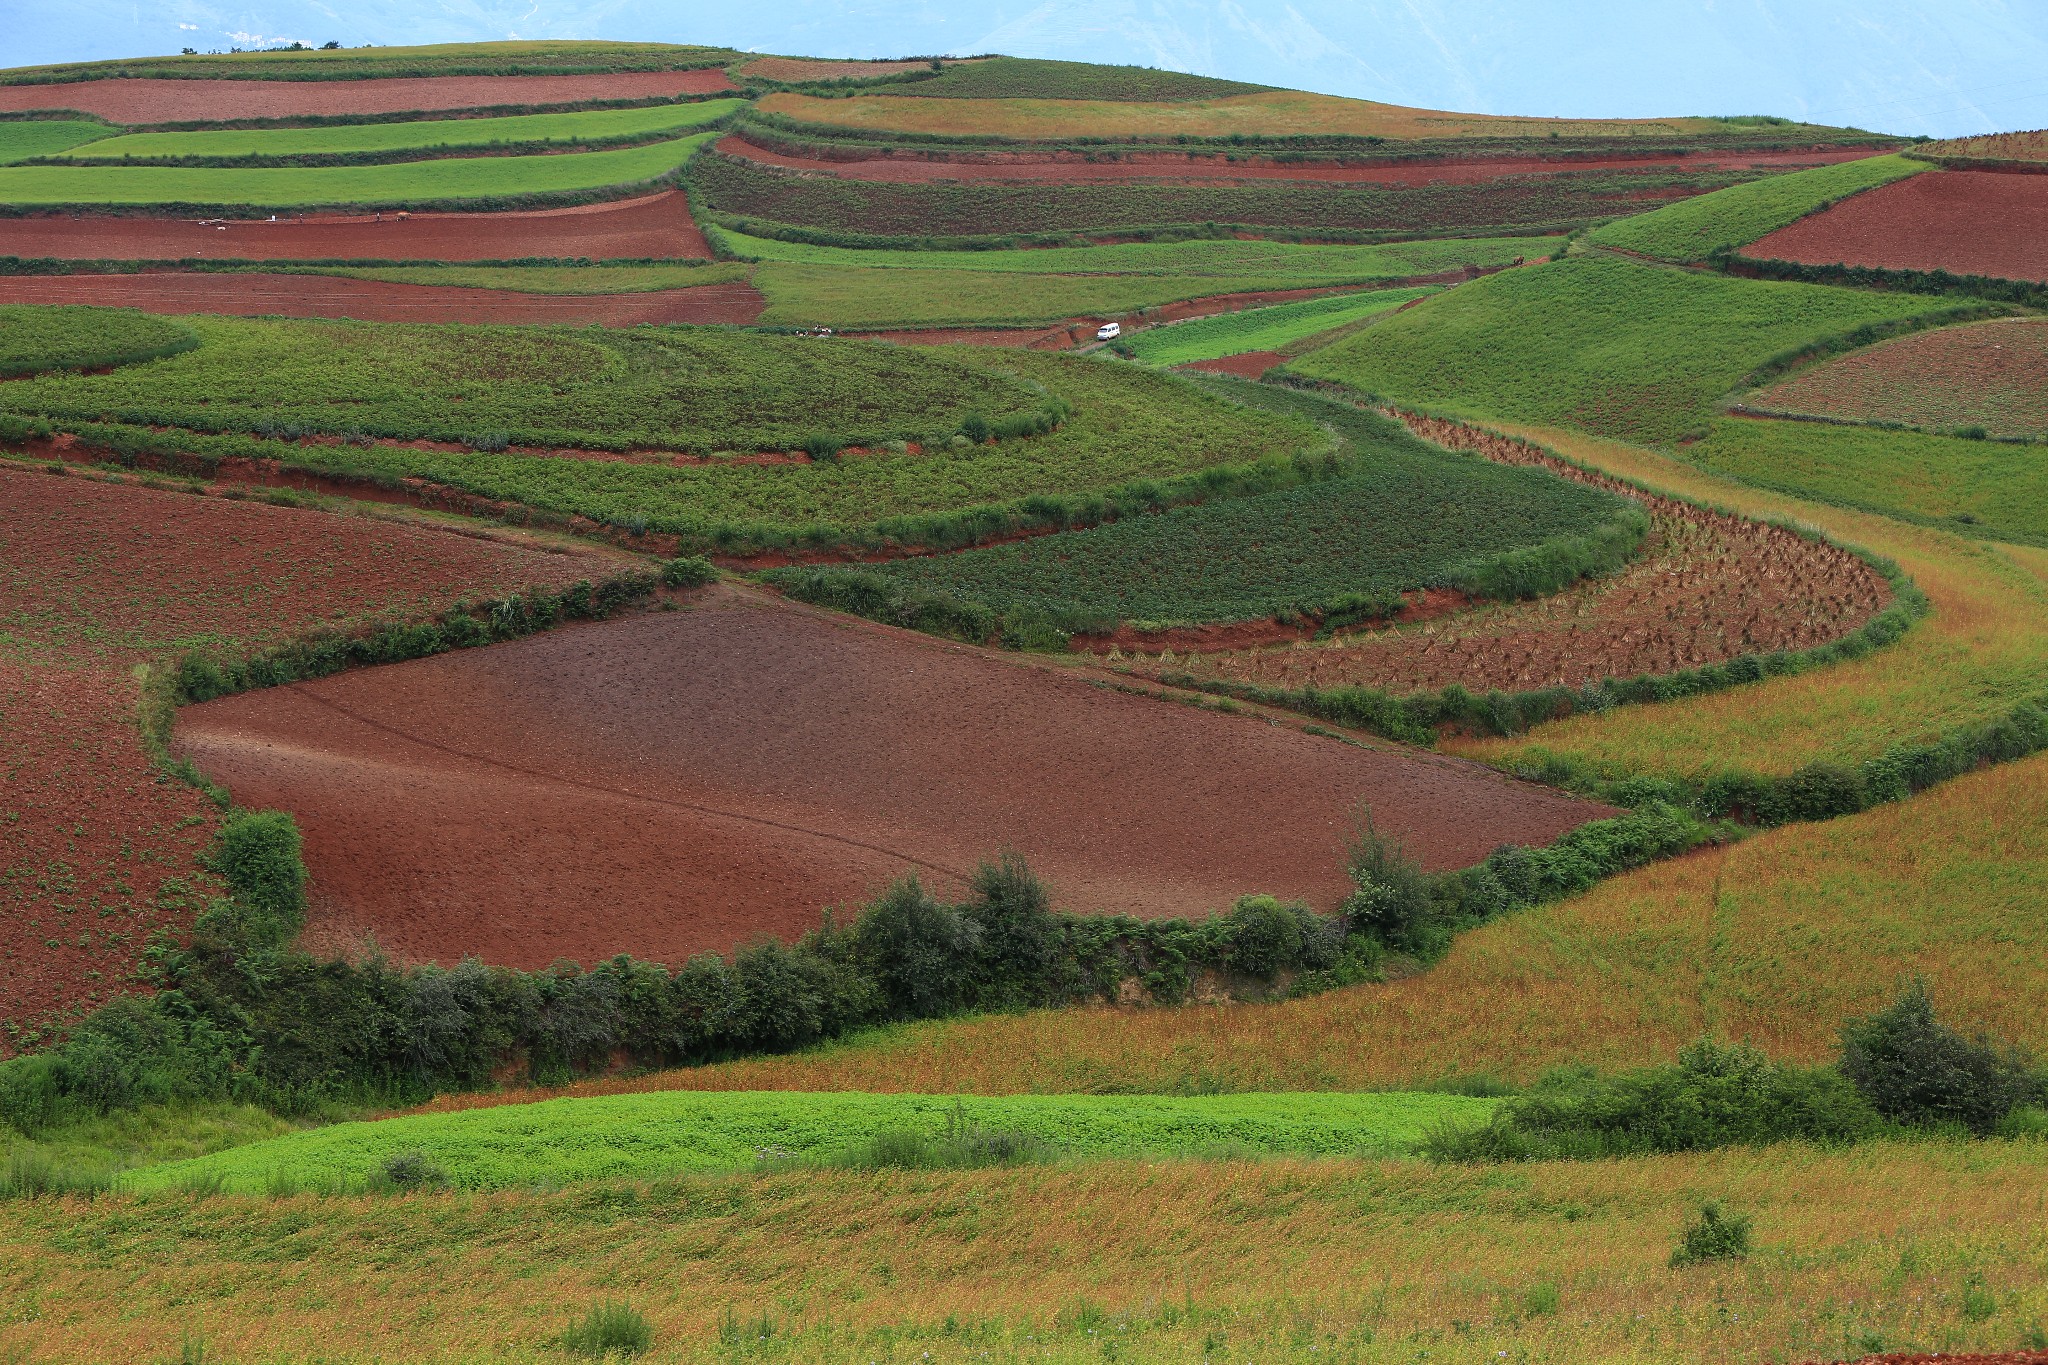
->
[[1746, 169, 2048, 283], [1747, 317, 2048, 437], [1179, 350, 1287, 378], [0, 272, 765, 325], [172, 587, 1615, 971], [720, 136, 1877, 185], [0, 462, 625, 1036], [0, 189, 711, 262], [0, 69, 733, 122]]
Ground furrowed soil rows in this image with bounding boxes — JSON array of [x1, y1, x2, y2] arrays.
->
[[0, 69, 734, 122], [0, 188, 712, 261], [172, 586, 1614, 970], [1744, 316, 2048, 438], [0, 272, 766, 325], [1127, 415, 1888, 692], [1745, 169, 2048, 283], [0, 463, 624, 1033]]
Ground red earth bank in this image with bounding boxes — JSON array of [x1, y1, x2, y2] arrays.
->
[[173, 588, 1616, 971], [1745, 169, 2048, 283], [1177, 349, 1288, 378]]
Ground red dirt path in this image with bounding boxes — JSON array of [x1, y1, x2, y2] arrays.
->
[[0, 271, 765, 325], [1746, 169, 2048, 283], [0, 189, 712, 262], [719, 137, 1880, 185], [173, 586, 1615, 972], [0, 69, 733, 123]]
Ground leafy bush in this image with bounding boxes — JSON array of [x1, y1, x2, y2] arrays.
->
[[1839, 980, 2041, 1134], [562, 1302, 652, 1359], [371, 1150, 448, 1192], [659, 555, 717, 588], [201, 810, 307, 947], [1670, 1202, 1752, 1267]]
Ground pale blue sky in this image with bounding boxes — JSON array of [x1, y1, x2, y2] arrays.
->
[[2, 1, 2044, 138]]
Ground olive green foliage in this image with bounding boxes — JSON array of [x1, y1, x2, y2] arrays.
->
[[884, 56, 1269, 101], [0, 119, 111, 164], [1671, 1202, 1753, 1267], [1123, 286, 1440, 366], [562, 1302, 652, 1359], [1588, 154, 1924, 262], [198, 811, 306, 949], [1839, 980, 2043, 1134], [1288, 256, 1962, 442], [0, 304, 195, 377], [3, 41, 733, 84], [659, 555, 718, 588]]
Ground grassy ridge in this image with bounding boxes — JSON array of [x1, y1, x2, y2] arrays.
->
[[1587, 154, 1925, 262], [884, 56, 1269, 102], [0, 119, 109, 163], [127, 1091, 1493, 1192], [49, 99, 743, 161], [1126, 286, 1438, 365], [3, 41, 735, 84], [0, 129, 717, 206]]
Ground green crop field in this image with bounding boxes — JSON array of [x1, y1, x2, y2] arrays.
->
[[880, 56, 1270, 102], [4, 40, 735, 83], [1587, 154, 1924, 262], [48, 100, 744, 162], [1124, 285, 1439, 365], [0, 304, 196, 377], [126, 1090, 1494, 1193], [0, 118, 110, 163], [710, 225, 1561, 277], [282, 261, 753, 294], [1287, 255, 1963, 443], [0, 129, 716, 206], [782, 383, 1639, 629]]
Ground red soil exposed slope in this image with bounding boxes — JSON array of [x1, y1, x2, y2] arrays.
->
[[0, 189, 711, 262], [1746, 169, 2048, 283], [1745, 317, 2048, 438], [0, 463, 624, 1035], [173, 588, 1614, 971], [0, 69, 733, 122], [0, 272, 765, 325], [722, 137, 1876, 185]]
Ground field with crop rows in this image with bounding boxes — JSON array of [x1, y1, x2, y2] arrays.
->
[[1587, 153, 1923, 261], [1915, 127, 2048, 164], [0, 303, 195, 376], [1289, 255, 1966, 442], [49, 99, 743, 162], [1745, 316, 2048, 440], [4, 40, 735, 84], [0, 119, 108, 163], [0, 130, 716, 206], [283, 261, 753, 295], [1744, 168, 2048, 285], [1125, 285, 1437, 365]]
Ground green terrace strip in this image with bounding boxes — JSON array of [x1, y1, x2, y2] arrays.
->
[[708, 225, 1561, 276], [1, 41, 737, 84], [1124, 286, 1439, 366], [125, 1091, 1498, 1193], [277, 261, 754, 294], [1285, 255, 1990, 444], [872, 56, 1271, 102], [0, 304, 197, 377], [769, 383, 1644, 639], [44, 99, 745, 166], [0, 129, 718, 208], [0, 119, 111, 163], [1586, 154, 1925, 262]]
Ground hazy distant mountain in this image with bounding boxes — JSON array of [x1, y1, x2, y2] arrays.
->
[[5, 0, 2044, 138]]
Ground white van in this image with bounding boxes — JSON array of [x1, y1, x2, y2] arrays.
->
[[1095, 322, 1121, 341]]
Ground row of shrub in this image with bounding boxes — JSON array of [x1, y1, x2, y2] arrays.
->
[[1725, 254, 2048, 313], [1428, 984, 2047, 1162]]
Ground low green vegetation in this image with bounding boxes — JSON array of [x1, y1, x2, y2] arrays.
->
[[280, 261, 752, 294], [126, 1090, 1497, 1193], [0, 118, 110, 163], [48, 99, 744, 163], [710, 225, 1562, 277], [1288, 255, 1969, 442], [4, 40, 733, 84], [0, 129, 717, 206], [1124, 285, 1438, 365], [776, 383, 1642, 633], [1587, 154, 1924, 262], [882, 55, 1269, 101], [0, 304, 195, 377]]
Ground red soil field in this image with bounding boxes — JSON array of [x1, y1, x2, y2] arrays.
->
[[1745, 317, 2048, 437], [0, 69, 733, 123], [173, 587, 1615, 972], [0, 271, 765, 325], [1121, 415, 1889, 696], [0, 189, 712, 262], [719, 136, 1877, 186], [0, 462, 626, 1035], [1745, 169, 2048, 283], [1178, 350, 1287, 378]]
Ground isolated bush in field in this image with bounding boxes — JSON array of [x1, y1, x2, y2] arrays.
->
[[1670, 1201, 1751, 1267], [960, 854, 1065, 1007], [202, 810, 307, 944], [1839, 979, 2040, 1134], [856, 877, 980, 1019], [958, 411, 993, 444], [802, 433, 843, 462], [562, 1301, 652, 1358], [1221, 895, 1337, 979], [1340, 818, 1434, 951], [659, 555, 717, 588], [836, 1105, 1058, 1171], [371, 1150, 447, 1191]]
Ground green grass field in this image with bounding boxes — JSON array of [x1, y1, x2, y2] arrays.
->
[[5, 40, 734, 83], [126, 1090, 1494, 1193], [0, 129, 716, 206], [0, 304, 195, 377], [1586, 154, 1924, 262], [1287, 255, 1963, 443], [282, 261, 753, 294], [1125, 285, 1438, 365], [798, 384, 1640, 628], [0, 118, 110, 163], [49, 100, 744, 162], [709, 225, 1563, 277]]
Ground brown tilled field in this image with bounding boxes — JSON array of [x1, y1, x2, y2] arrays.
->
[[0, 189, 711, 261], [1745, 168, 2048, 282], [0, 463, 627, 1034], [0, 69, 733, 122], [1116, 416, 1890, 692], [1745, 316, 2048, 438], [0, 272, 765, 325], [172, 586, 1616, 971]]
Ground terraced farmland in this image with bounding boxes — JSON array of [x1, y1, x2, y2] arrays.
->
[[1123, 285, 1439, 365], [1743, 316, 2048, 440]]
